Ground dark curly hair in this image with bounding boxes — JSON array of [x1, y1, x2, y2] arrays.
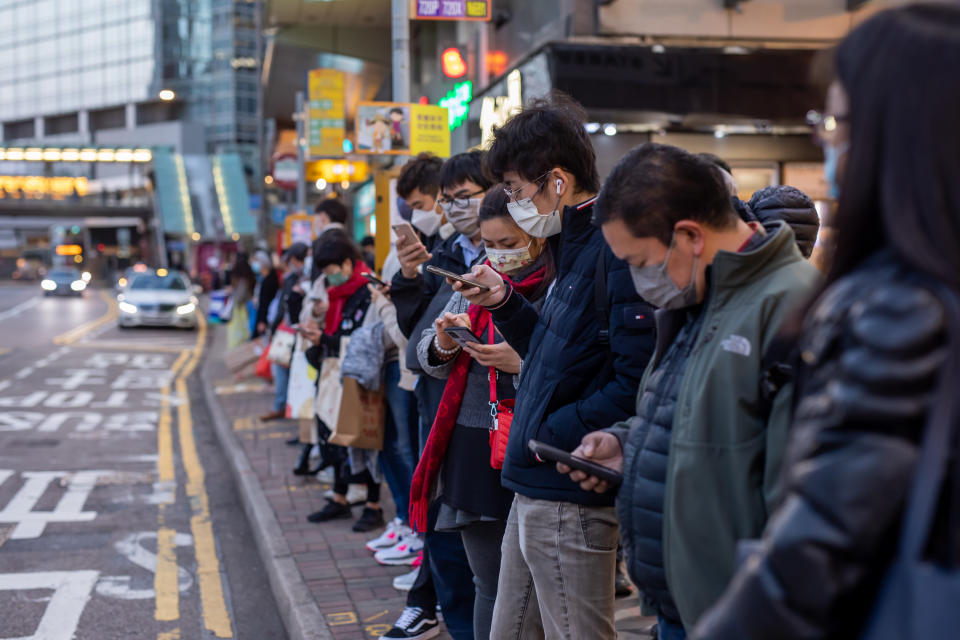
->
[[484, 92, 600, 194]]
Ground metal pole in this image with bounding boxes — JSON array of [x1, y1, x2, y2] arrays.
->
[[295, 90, 306, 214], [391, 0, 410, 104], [254, 0, 267, 240]]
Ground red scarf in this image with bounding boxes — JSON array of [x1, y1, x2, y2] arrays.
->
[[324, 262, 370, 335], [409, 263, 547, 532]]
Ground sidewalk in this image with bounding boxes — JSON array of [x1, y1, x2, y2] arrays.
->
[[202, 327, 655, 640]]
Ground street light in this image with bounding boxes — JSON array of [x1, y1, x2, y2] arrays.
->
[[315, 178, 327, 190], [159, 89, 176, 101]]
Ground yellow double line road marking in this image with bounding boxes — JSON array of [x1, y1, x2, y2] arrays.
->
[[155, 315, 234, 638], [53, 290, 118, 345]]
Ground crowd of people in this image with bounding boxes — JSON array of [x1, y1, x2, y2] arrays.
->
[[233, 5, 960, 639]]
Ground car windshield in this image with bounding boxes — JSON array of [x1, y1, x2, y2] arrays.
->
[[130, 274, 187, 291], [49, 270, 77, 279]]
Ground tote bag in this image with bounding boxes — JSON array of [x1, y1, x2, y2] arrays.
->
[[859, 286, 960, 640]]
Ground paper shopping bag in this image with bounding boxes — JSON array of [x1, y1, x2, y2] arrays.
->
[[329, 376, 384, 451]]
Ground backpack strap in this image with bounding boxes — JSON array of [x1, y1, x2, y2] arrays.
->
[[595, 248, 610, 346]]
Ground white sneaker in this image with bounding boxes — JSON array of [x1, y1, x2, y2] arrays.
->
[[366, 517, 412, 552], [392, 567, 420, 592], [315, 467, 334, 484], [323, 484, 366, 504], [374, 534, 424, 566]]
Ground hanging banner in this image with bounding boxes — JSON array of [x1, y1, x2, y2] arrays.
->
[[412, 0, 490, 21], [308, 69, 346, 157], [355, 102, 450, 157]]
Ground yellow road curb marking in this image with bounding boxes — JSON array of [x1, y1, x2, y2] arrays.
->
[[155, 527, 180, 622], [52, 290, 118, 345]]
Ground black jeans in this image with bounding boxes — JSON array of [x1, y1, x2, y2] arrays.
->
[[333, 468, 380, 503]]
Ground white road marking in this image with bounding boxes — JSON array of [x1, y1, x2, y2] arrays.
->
[[0, 296, 40, 323], [0, 470, 102, 539], [95, 531, 194, 600], [0, 570, 100, 640]]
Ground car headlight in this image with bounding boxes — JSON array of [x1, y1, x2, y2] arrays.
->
[[41, 279, 56, 291], [71, 280, 87, 291], [81, 271, 92, 282], [119, 301, 138, 314], [176, 302, 196, 315], [118, 277, 127, 287]]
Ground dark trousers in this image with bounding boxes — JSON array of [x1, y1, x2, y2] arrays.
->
[[404, 382, 476, 640], [333, 468, 380, 503]]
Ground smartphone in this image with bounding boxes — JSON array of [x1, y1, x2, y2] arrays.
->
[[527, 439, 624, 487], [363, 272, 387, 287], [391, 222, 420, 247], [442, 325, 483, 348], [425, 265, 491, 292]]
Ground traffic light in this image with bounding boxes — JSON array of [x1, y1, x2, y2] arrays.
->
[[441, 47, 467, 79]]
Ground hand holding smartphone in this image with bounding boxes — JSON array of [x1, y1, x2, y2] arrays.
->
[[442, 325, 483, 349], [528, 439, 624, 487], [426, 265, 492, 292], [362, 272, 387, 287]]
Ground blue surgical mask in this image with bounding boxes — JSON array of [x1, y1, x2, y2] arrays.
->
[[823, 142, 849, 200]]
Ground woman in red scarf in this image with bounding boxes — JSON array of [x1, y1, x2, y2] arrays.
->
[[410, 188, 555, 640], [301, 230, 385, 533]]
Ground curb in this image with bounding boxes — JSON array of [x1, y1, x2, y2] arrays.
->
[[200, 332, 332, 640]]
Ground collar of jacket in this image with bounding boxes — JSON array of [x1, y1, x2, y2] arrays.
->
[[547, 195, 599, 258], [708, 221, 802, 293]]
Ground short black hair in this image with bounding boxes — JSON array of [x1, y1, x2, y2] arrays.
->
[[312, 229, 362, 270], [478, 186, 510, 222], [314, 198, 348, 224], [283, 242, 309, 262], [439, 150, 493, 193], [360, 235, 375, 248], [396, 152, 443, 199], [484, 92, 600, 194], [595, 143, 737, 245], [696, 153, 732, 174]]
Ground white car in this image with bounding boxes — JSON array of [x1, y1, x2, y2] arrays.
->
[[117, 269, 199, 329]]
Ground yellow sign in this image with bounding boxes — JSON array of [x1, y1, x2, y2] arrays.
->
[[285, 213, 314, 246], [55, 244, 83, 256], [0, 175, 88, 199], [305, 160, 369, 184], [308, 69, 346, 157], [356, 102, 451, 157]]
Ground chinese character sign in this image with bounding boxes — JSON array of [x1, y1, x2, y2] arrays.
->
[[308, 69, 346, 157], [355, 102, 450, 158], [412, 0, 490, 21]]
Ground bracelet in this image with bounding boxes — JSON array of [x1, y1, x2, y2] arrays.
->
[[433, 335, 461, 360], [486, 282, 513, 311]]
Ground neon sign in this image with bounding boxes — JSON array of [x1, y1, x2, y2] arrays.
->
[[439, 81, 473, 131]]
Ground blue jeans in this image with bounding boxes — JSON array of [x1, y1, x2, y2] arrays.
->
[[657, 615, 687, 640], [378, 361, 417, 524], [271, 362, 291, 413]]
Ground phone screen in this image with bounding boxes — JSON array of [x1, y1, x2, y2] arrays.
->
[[442, 326, 483, 348], [425, 265, 491, 292]]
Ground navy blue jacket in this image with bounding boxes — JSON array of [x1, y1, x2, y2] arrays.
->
[[490, 198, 656, 507]]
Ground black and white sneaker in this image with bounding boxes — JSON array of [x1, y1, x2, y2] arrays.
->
[[378, 606, 440, 639]]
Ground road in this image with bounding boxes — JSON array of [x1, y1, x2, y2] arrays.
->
[[0, 283, 286, 639]]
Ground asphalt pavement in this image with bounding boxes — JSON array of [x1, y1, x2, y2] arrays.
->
[[0, 283, 286, 640]]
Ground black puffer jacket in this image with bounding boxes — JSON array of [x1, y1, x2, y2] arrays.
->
[[748, 186, 820, 258], [691, 251, 952, 640]]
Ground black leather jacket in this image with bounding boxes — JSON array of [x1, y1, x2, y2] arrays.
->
[[692, 251, 950, 639]]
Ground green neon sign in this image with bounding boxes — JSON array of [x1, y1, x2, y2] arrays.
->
[[439, 81, 472, 131]]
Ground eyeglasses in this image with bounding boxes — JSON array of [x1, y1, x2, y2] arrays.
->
[[502, 172, 551, 203], [806, 110, 850, 138], [438, 189, 485, 210]]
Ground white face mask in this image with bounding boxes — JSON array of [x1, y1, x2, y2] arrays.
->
[[486, 242, 535, 275], [443, 198, 482, 239], [410, 208, 441, 236], [629, 239, 698, 310], [506, 179, 563, 238]]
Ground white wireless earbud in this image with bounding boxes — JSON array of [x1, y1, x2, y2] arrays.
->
[[556, 179, 562, 195]]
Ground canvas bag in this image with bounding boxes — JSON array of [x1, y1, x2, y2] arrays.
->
[[859, 285, 960, 640], [285, 335, 318, 420], [266, 324, 296, 366]]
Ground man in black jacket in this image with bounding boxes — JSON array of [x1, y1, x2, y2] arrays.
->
[[381, 151, 492, 640], [455, 96, 656, 639]]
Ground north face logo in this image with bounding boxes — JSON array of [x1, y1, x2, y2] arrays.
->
[[721, 334, 752, 357]]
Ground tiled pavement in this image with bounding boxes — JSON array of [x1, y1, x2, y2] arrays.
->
[[206, 331, 655, 640]]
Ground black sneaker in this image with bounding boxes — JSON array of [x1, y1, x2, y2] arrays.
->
[[352, 506, 385, 533], [306, 499, 351, 523], [379, 606, 439, 639]]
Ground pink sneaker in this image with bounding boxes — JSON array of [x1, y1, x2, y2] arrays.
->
[[374, 535, 424, 566], [410, 550, 423, 568]]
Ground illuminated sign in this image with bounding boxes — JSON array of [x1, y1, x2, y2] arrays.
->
[[441, 47, 467, 78], [308, 69, 346, 157], [306, 160, 370, 184], [355, 102, 451, 157], [480, 70, 523, 147], [55, 244, 83, 256], [0, 176, 88, 199], [0, 147, 152, 163], [487, 51, 508, 77], [412, 0, 490, 21], [438, 81, 472, 130]]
